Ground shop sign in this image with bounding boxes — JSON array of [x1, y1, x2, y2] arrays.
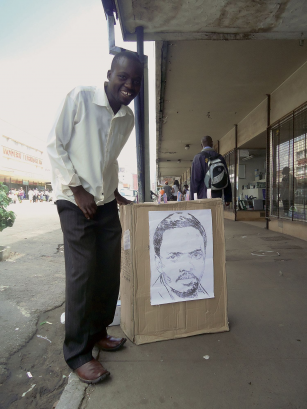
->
[[22, 181, 29, 185], [2, 146, 43, 166]]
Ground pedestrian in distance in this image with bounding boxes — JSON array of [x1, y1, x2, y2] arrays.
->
[[162, 181, 172, 201], [47, 51, 143, 384], [28, 189, 34, 203], [280, 166, 297, 216], [190, 135, 232, 205], [45, 189, 49, 203], [171, 180, 180, 201]]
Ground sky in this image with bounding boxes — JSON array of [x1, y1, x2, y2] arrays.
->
[[0, 0, 156, 179]]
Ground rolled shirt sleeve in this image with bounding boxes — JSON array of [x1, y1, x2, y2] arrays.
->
[[47, 94, 81, 196]]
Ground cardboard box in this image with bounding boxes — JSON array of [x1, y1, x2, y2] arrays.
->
[[120, 199, 229, 345]]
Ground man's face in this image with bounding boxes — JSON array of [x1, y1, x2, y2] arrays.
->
[[107, 56, 143, 107], [156, 227, 206, 298]]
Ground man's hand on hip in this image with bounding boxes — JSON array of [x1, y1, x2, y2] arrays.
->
[[70, 186, 97, 219], [114, 188, 132, 206]]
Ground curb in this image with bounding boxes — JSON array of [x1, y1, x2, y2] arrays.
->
[[56, 348, 100, 409], [55, 372, 88, 409]]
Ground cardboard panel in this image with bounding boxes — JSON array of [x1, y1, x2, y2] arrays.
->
[[120, 199, 229, 345]]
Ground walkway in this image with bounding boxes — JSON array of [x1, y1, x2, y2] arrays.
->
[[58, 219, 307, 409]]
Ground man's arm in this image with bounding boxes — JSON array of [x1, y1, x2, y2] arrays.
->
[[47, 93, 97, 219], [221, 157, 232, 205], [190, 155, 204, 200], [47, 94, 81, 192], [114, 188, 132, 205]]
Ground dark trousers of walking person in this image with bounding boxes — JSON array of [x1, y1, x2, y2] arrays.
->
[[57, 199, 121, 370]]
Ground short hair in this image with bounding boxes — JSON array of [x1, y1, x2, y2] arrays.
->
[[153, 212, 207, 258], [111, 51, 142, 71], [282, 166, 290, 174], [201, 135, 213, 147]]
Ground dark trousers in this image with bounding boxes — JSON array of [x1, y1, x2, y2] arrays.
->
[[57, 199, 121, 370]]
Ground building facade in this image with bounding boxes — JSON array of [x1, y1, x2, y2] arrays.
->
[[0, 120, 51, 193]]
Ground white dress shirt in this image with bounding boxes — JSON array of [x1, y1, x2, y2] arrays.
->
[[47, 85, 134, 206]]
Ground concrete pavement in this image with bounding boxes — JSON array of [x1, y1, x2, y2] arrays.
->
[[56, 218, 307, 409], [0, 202, 65, 382]]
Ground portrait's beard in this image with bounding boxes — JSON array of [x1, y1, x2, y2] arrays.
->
[[164, 271, 201, 299]]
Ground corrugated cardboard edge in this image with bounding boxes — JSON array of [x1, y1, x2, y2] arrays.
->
[[119, 204, 136, 342], [120, 199, 229, 344], [134, 325, 229, 345]]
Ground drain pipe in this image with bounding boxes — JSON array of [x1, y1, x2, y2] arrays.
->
[[134, 26, 146, 203]]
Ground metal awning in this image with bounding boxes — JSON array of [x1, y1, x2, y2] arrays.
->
[[111, 1, 307, 179], [115, 0, 307, 41]]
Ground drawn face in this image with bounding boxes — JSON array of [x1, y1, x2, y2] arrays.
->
[[157, 227, 206, 298]]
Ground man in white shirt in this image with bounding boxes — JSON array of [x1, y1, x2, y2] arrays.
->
[[47, 51, 143, 384]]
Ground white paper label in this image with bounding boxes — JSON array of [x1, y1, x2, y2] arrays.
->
[[123, 229, 131, 250]]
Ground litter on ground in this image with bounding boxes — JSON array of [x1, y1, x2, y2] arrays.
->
[[22, 384, 36, 397], [37, 335, 52, 343]]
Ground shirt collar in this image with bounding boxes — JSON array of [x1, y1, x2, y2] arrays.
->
[[92, 83, 133, 117]]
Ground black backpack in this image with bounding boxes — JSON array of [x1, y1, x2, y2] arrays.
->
[[201, 151, 228, 191]]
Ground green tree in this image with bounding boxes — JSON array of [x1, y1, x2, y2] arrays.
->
[[0, 183, 16, 232]]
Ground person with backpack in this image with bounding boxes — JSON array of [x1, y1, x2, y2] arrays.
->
[[190, 135, 232, 205]]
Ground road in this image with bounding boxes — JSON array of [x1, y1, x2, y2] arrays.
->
[[0, 201, 67, 407]]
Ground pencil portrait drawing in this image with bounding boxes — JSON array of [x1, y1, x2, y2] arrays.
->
[[149, 210, 214, 305]]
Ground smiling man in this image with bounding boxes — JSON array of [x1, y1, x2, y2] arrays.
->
[[152, 213, 209, 304], [47, 51, 143, 384]]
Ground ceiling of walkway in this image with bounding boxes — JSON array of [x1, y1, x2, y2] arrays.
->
[[158, 40, 307, 177], [113, 0, 307, 178], [115, 0, 307, 41]]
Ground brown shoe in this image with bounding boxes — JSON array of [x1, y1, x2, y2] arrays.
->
[[96, 335, 127, 352], [75, 359, 110, 384]]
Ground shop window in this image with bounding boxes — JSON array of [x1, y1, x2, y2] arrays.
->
[[271, 105, 307, 222]]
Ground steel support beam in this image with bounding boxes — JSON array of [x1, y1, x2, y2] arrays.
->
[[134, 26, 146, 202], [101, 1, 149, 203]]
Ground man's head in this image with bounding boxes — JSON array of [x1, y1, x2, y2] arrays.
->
[[184, 184, 189, 189], [106, 51, 143, 110], [282, 166, 290, 175], [165, 181, 169, 185], [201, 135, 213, 148], [153, 213, 207, 298]]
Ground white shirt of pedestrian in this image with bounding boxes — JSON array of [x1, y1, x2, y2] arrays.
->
[[47, 85, 134, 206]]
